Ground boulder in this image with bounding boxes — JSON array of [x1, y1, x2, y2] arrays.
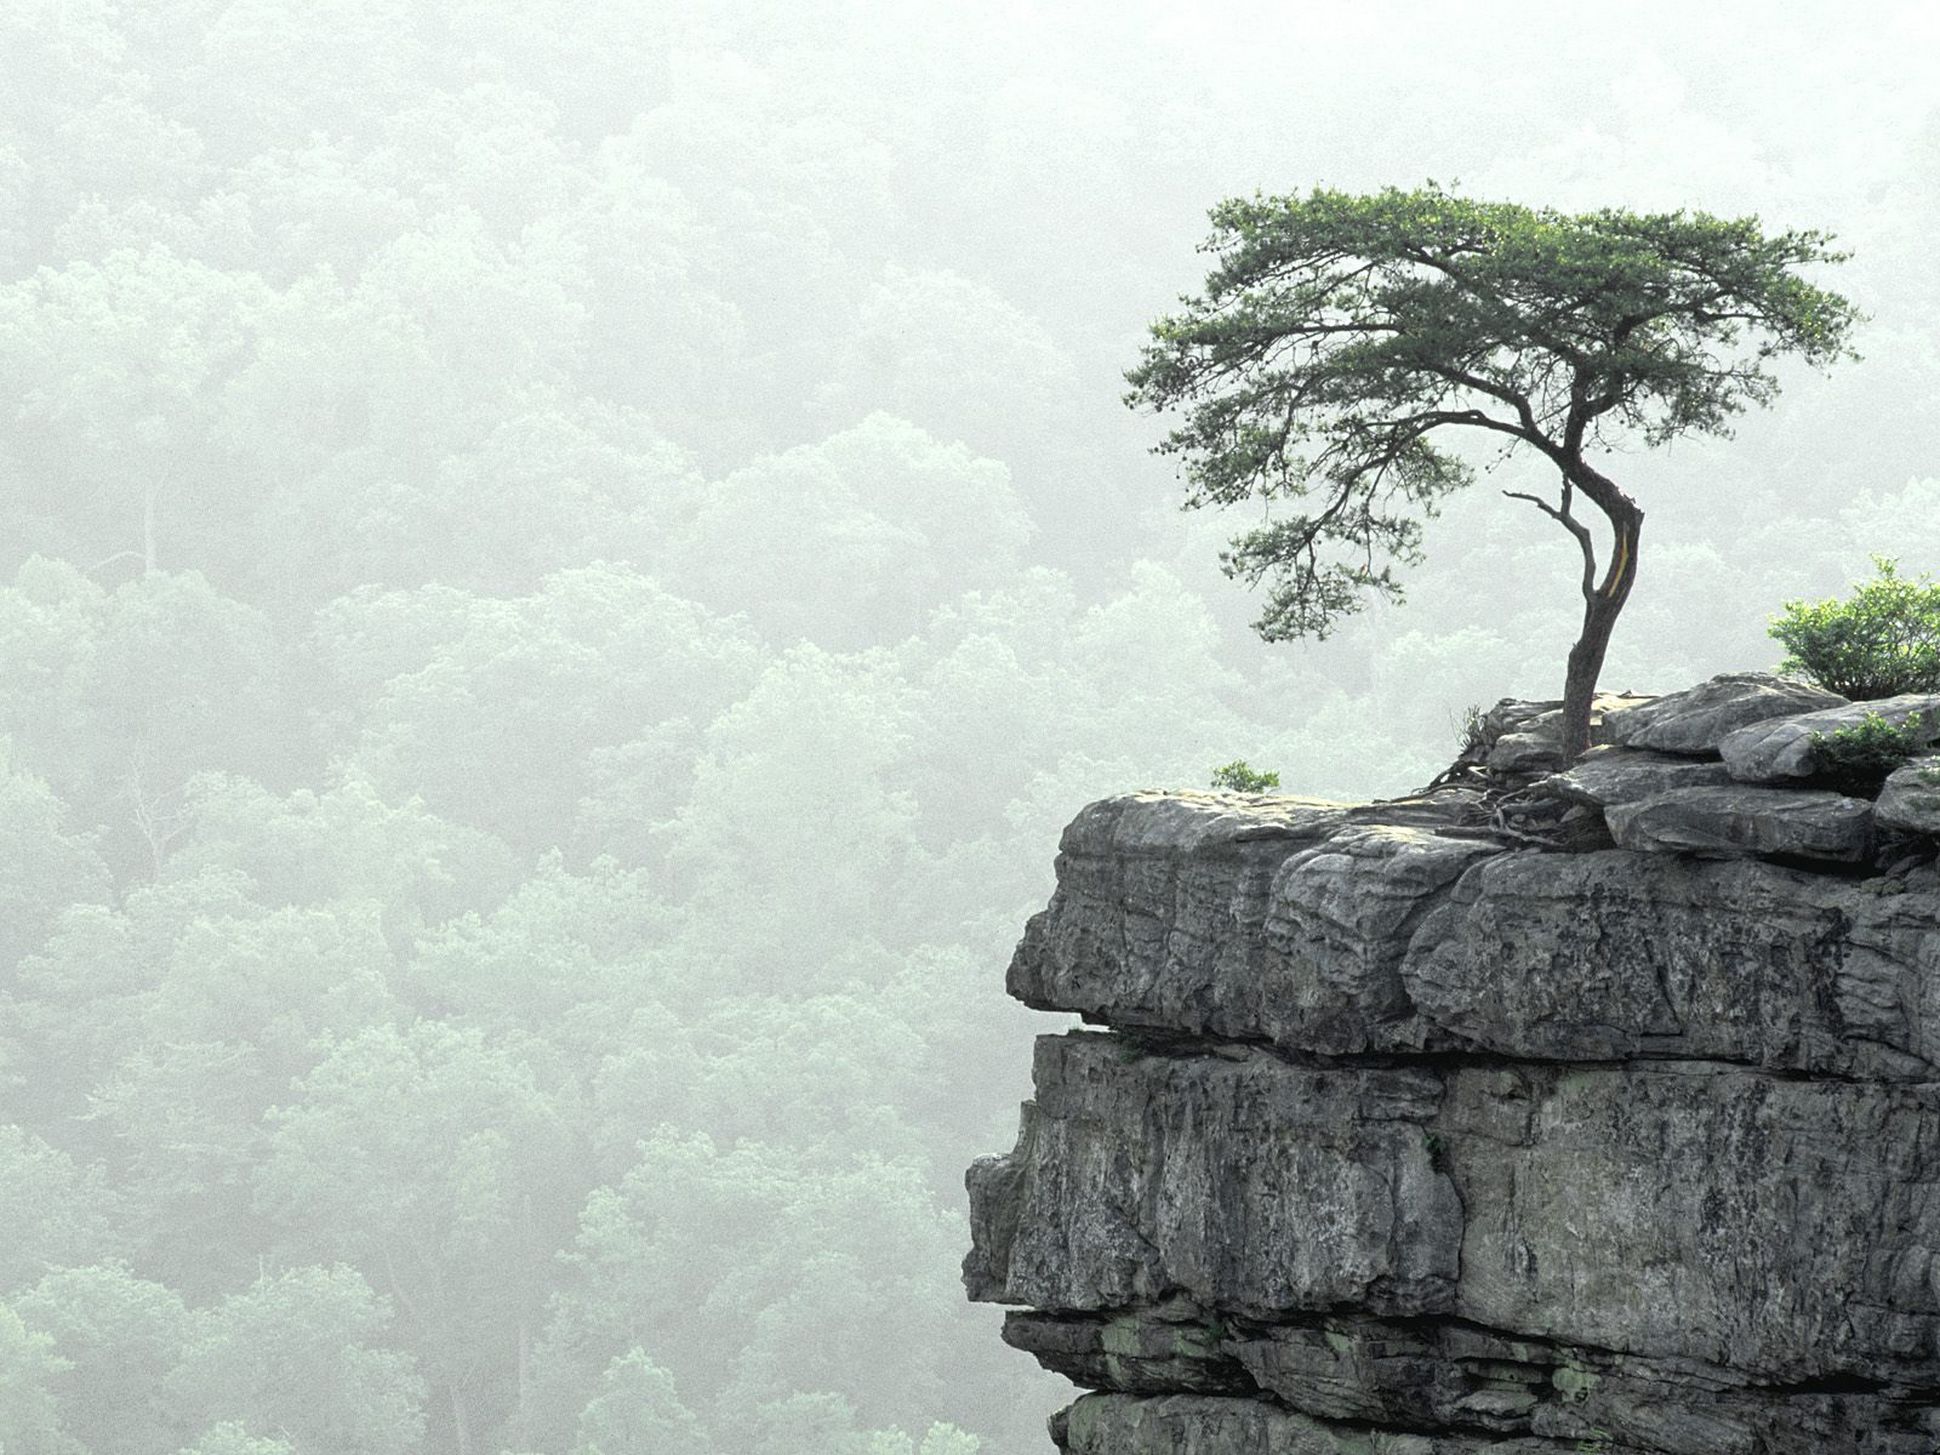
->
[[1599, 672, 1846, 754], [1482, 691, 1654, 776], [1603, 785, 1874, 862], [1008, 794, 1500, 1057], [1718, 693, 1940, 784], [1875, 755, 1940, 836], [1536, 746, 1735, 808]]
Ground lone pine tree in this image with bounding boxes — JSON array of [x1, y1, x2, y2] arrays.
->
[[1126, 184, 1859, 760]]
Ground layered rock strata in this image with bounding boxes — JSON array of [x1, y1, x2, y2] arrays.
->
[[966, 677, 1940, 1454]]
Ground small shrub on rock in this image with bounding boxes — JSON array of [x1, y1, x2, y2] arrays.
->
[[1210, 760, 1280, 793], [1807, 710, 1933, 796], [1769, 556, 1940, 699]]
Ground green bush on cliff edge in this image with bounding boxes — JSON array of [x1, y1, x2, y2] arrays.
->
[[1210, 760, 1280, 793], [1808, 710, 1932, 796], [1769, 556, 1940, 699]]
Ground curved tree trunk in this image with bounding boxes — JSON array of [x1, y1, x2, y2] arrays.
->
[[1559, 506, 1642, 760]]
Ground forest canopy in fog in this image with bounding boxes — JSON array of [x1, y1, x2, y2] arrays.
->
[[0, 2, 1936, 1453]]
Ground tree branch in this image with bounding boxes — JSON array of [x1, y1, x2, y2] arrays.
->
[[1502, 488, 1598, 599]]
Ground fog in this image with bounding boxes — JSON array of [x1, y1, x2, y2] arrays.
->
[[0, 2, 1935, 1451]]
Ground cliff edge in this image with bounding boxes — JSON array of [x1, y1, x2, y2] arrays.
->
[[965, 674, 1940, 1454]]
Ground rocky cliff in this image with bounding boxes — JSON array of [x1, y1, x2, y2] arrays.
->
[[965, 674, 1940, 1454]]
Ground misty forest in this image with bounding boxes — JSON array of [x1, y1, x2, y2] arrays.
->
[[2, 3, 1938, 1453]]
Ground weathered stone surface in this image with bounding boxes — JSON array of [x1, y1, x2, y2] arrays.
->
[[1016, 795, 1940, 1077], [969, 1040, 1940, 1389], [1878, 755, 1940, 835], [1009, 794, 1501, 1055], [970, 752, 1940, 1454], [1483, 692, 1655, 776], [1003, 1304, 1251, 1396], [1402, 850, 1940, 1077], [1536, 746, 1736, 808], [968, 1033, 1461, 1317], [1600, 672, 1846, 754], [1043, 1355, 1940, 1455], [1053, 1391, 1603, 1453], [1443, 1063, 1940, 1385], [1719, 693, 1940, 783], [1224, 1312, 1938, 1455], [1603, 783, 1875, 861]]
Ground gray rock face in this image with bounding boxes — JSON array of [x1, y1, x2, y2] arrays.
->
[[1536, 746, 1736, 807], [1008, 792, 1501, 1056], [1879, 756, 1940, 835], [970, 1034, 1461, 1317], [1052, 1392, 1607, 1453], [1599, 672, 1847, 754], [1482, 691, 1655, 776], [1015, 794, 1940, 1076], [1603, 783, 1875, 861], [968, 784, 1940, 1454], [973, 1040, 1940, 1386], [1719, 693, 1940, 783], [1018, 1313, 1940, 1454], [1404, 849, 1940, 1077]]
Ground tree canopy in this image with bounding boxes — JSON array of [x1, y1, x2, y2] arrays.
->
[[1127, 184, 1859, 755]]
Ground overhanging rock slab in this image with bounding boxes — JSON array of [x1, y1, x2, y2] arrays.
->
[[1719, 693, 1940, 783], [1599, 672, 1846, 755], [1603, 783, 1875, 861]]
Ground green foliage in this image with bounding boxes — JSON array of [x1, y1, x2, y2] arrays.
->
[[662, 413, 1036, 651], [257, 1023, 582, 1443], [1807, 711, 1936, 796], [176, 1424, 295, 1455], [1769, 557, 1940, 698], [0, 1303, 73, 1455], [342, 566, 763, 853], [571, 1349, 707, 1455], [164, 1267, 425, 1455], [1209, 760, 1280, 792], [0, 747, 109, 973], [0, 1130, 118, 1291], [15, 1263, 187, 1455], [864, 1423, 982, 1455], [1126, 183, 1857, 642], [549, 1131, 975, 1438]]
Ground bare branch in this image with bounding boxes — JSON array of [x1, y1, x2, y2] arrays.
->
[[1502, 488, 1598, 599]]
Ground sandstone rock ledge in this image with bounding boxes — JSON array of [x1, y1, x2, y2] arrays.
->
[[965, 706, 1940, 1454]]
